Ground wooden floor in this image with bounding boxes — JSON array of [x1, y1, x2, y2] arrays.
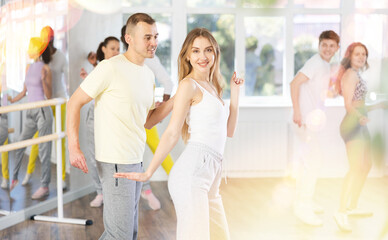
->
[[1, 177, 388, 240], [0, 155, 65, 213]]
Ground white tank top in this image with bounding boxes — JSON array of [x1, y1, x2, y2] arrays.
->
[[186, 79, 229, 154]]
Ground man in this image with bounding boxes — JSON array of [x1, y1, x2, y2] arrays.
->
[[120, 25, 175, 211], [67, 13, 173, 239], [290, 30, 340, 227]]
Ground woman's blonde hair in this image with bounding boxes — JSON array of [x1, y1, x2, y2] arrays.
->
[[335, 42, 369, 95], [177, 28, 225, 142]]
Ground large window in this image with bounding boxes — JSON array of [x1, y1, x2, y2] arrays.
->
[[121, 0, 388, 104], [245, 17, 284, 96]]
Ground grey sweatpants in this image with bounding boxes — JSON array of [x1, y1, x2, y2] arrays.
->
[[85, 105, 102, 194], [168, 142, 230, 240], [0, 114, 8, 146], [13, 107, 53, 188], [97, 161, 143, 240]]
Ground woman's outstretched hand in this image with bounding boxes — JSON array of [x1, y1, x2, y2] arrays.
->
[[114, 172, 151, 182], [230, 72, 244, 90]]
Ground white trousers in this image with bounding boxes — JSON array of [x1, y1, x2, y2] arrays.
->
[[292, 124, 324, 207], [168, 142, 230, 240]]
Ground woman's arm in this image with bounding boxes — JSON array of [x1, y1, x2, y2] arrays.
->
[[366, 101, 388, 111], [9, 84, 27, 103], [41, 64, 52, 99], [115, 78, 197, 181], [227, 72, 244, 137], [341, 70, 368, 125]]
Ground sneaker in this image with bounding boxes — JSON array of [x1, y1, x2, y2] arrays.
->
[[347, 208, 373, 217], [31, 187, 49, 200], [10, 179, 18, 191], [141, 189, 161, 210], [90, 194, 103, 207], [294, 206, 323, 226], [62, 180, 67, 190], [22, 173, 32, 186], [334, 212, 352, 232], [1, 179, 8, 189]]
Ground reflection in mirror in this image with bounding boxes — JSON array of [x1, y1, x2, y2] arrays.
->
[[0, 150, 60, 217], [0, 11, 73, 222]]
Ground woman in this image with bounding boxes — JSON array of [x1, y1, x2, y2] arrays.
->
[[115, 28, 243, 239], [334, 42, 387, 232], [80, 36, 120, 207], [9, 37, 53, 200]]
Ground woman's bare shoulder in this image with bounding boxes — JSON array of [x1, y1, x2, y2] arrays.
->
[[179, 78, 197, 90], [343, 68, 357, 79]]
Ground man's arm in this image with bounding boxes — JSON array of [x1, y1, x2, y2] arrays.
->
[[290, 72, 309, 127], [144, 96, 174, 129], [66, 87, 93, 173]]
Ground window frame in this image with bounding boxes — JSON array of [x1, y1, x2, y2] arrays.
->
[[122, 0, 388, 106]]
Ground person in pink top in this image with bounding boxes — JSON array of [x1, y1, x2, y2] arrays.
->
[[115, 28, 244, 240], [9, 37, 54, 200]]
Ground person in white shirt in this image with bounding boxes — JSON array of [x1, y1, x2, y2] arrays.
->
[[290, 30, 340, 227], [80, 36, 120, 208], [120, 25, 175, 211], [67, 13, 174, 239]]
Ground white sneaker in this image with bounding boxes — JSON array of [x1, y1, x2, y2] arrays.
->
[[62, 180, 67, 190], [1, 178, 9, 189], [347, 208, 373, 217], [334, 212, 352, 232], [90, 194, 103, 207], [141, 189, 161, 210], [31, 187, 49, 200], [294, 206, 323, 226], [22, 173, 32, 186]]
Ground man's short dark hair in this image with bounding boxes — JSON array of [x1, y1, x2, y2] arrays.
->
[[125, 13, 155, 35], [319, 30, 340, 44]]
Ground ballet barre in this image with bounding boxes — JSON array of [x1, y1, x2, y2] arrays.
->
[[0, 98, 92, 226]]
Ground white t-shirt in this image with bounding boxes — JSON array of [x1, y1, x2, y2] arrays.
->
[[80, 54, 155, 164], [144, 55, 173, 95], [49, 50, 68, 99], [297, 54, 330, 124]]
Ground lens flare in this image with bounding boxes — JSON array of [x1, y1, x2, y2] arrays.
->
[[27, 37, 48, 59], [63, 0, 84, 33], [369, 92, 377, 101], [40, 26, 54, 43], [305, 109, 327, 132], [74, 0, 122, 15]]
